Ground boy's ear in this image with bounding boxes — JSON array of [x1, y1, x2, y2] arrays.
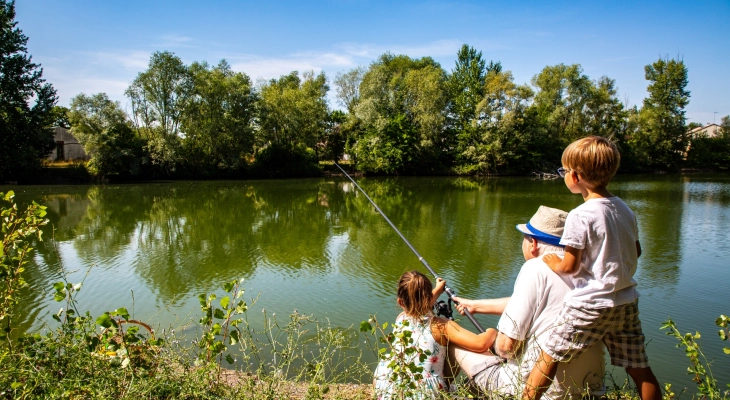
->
[[571, 170, 580, 183]]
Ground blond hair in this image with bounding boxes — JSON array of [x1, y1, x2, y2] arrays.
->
[[561, 136, 620, 188], [397, 271, 433, 319]]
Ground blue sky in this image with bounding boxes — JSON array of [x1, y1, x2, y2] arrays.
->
[[16, 0, 730, 125]]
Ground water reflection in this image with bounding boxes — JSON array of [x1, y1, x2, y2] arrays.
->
[[612, 175, 684, 290]]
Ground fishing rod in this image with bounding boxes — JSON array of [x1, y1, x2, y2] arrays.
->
[[334, 162, 485, 333]]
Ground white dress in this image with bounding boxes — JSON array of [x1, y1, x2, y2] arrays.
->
[[373, 313, 447, 399]]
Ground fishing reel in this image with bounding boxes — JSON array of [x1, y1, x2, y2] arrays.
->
[[434, 298, 454, 320]]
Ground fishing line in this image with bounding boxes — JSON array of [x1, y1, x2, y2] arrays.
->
[[334, 162, 485, 333]]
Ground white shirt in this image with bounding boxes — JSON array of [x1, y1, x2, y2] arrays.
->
[[495, 256, 605, 399], [560, 197, 639, 308]]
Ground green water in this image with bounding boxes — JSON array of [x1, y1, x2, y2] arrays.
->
[[3, 173, 729, 388]]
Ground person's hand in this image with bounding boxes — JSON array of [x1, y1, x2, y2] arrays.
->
[[543, 253, 562, 270], [434, 277, 446, 295], [452, 296, 473, 316]]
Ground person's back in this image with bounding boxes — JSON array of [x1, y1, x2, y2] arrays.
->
[[497, 257, 605, 399], [560, 196, 639, 308], [373, 313, 447, 399]]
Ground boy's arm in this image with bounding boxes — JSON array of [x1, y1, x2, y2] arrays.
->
[[543, 246, 582, 274]]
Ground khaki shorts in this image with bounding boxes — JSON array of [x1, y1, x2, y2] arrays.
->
[[545, 300, 649, 368]]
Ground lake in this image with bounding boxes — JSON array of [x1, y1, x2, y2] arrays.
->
[[3, 173, 729, 388]]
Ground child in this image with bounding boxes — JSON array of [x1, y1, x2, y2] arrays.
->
[[523, 136, 661, 400], [373, 270, 497, 399]]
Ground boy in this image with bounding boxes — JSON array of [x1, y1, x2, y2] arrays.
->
[[522, 136, 661, 400]]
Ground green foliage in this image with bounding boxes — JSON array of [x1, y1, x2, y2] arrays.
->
[[126, 51, 193, 174], [0, 191, 48, 341], [252, 142, 321, 177], [334, 67, 365, 114], [317, 110, 348, 162], [627, 57, 690, 170], [661, 315, 730, 399], [68, 93, 147, 178], [258, 70, 330, 149], [355, 53, 449, 174], [0, 0, 57, 181], [180, 60, 257, 176]]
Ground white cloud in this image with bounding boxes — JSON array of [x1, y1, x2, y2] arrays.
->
[[229, 51, 359, 81], [83, 50, 151, 71], [336, 39, 464, 60], [155, 34, 195, 48]]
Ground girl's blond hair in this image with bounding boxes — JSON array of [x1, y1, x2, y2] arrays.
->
[[397, 270, 433, 319]]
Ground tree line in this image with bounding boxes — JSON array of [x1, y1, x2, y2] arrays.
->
[[3, 0, 729, 181]]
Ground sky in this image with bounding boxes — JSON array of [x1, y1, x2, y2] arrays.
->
[[15, 0, 730, 125]]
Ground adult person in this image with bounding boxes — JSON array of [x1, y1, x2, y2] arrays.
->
[[450, 206, 606, 399]]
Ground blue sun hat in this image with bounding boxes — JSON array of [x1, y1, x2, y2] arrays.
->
[[515, 206, 567, 246]]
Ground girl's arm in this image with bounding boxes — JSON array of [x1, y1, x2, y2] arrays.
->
[[543, 246, 582, 274], [431, 317, 497, 354], [431, 277, 446, 307]]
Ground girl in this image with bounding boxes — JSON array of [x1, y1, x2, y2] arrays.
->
[[373, 270, 497, 399]]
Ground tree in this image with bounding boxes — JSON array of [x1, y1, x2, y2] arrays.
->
[[68, 93, 145, 178], [0, 0, 57, 181], [354, 53, 448, 173], [531, 64, 593, 144], [454, 68, 542, 175], [257, 70, 329, 149], [334, 67, 365, 114], [126, 51, 193, 173], [448, 44, 494, 131], [180, 60, 257, 175], [69, 93, 128, 151], [627, 57, 690, 170], [719, 115, 730, 139]]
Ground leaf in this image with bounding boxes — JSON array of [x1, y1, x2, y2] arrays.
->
[[225, 354, 234, 364], [53, 292, 65, 302], [96, 313, 114, 328], [229, 330, 239, 345], [359, 321, 372, 332], [53, 282, 64, 291], [220, 296, 230, 309], [214, 308, 225, 319], [223, 281, 235, 292], [115, 308, 130, 320], [724, 347, 730, 355]]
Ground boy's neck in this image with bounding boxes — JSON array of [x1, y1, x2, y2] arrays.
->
[[581, 185, 613, 201]]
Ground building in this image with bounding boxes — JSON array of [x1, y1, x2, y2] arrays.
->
[[48, 126, 88, 161], [689, 123, 721, 138]]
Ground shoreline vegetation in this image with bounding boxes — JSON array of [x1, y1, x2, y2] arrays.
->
[[1, 190, 729, 399], [3, 1, 730, 184]]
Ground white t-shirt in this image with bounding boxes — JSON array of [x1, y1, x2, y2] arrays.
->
[[560, 197, 639, 308], [495, 256, 605, 399]]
